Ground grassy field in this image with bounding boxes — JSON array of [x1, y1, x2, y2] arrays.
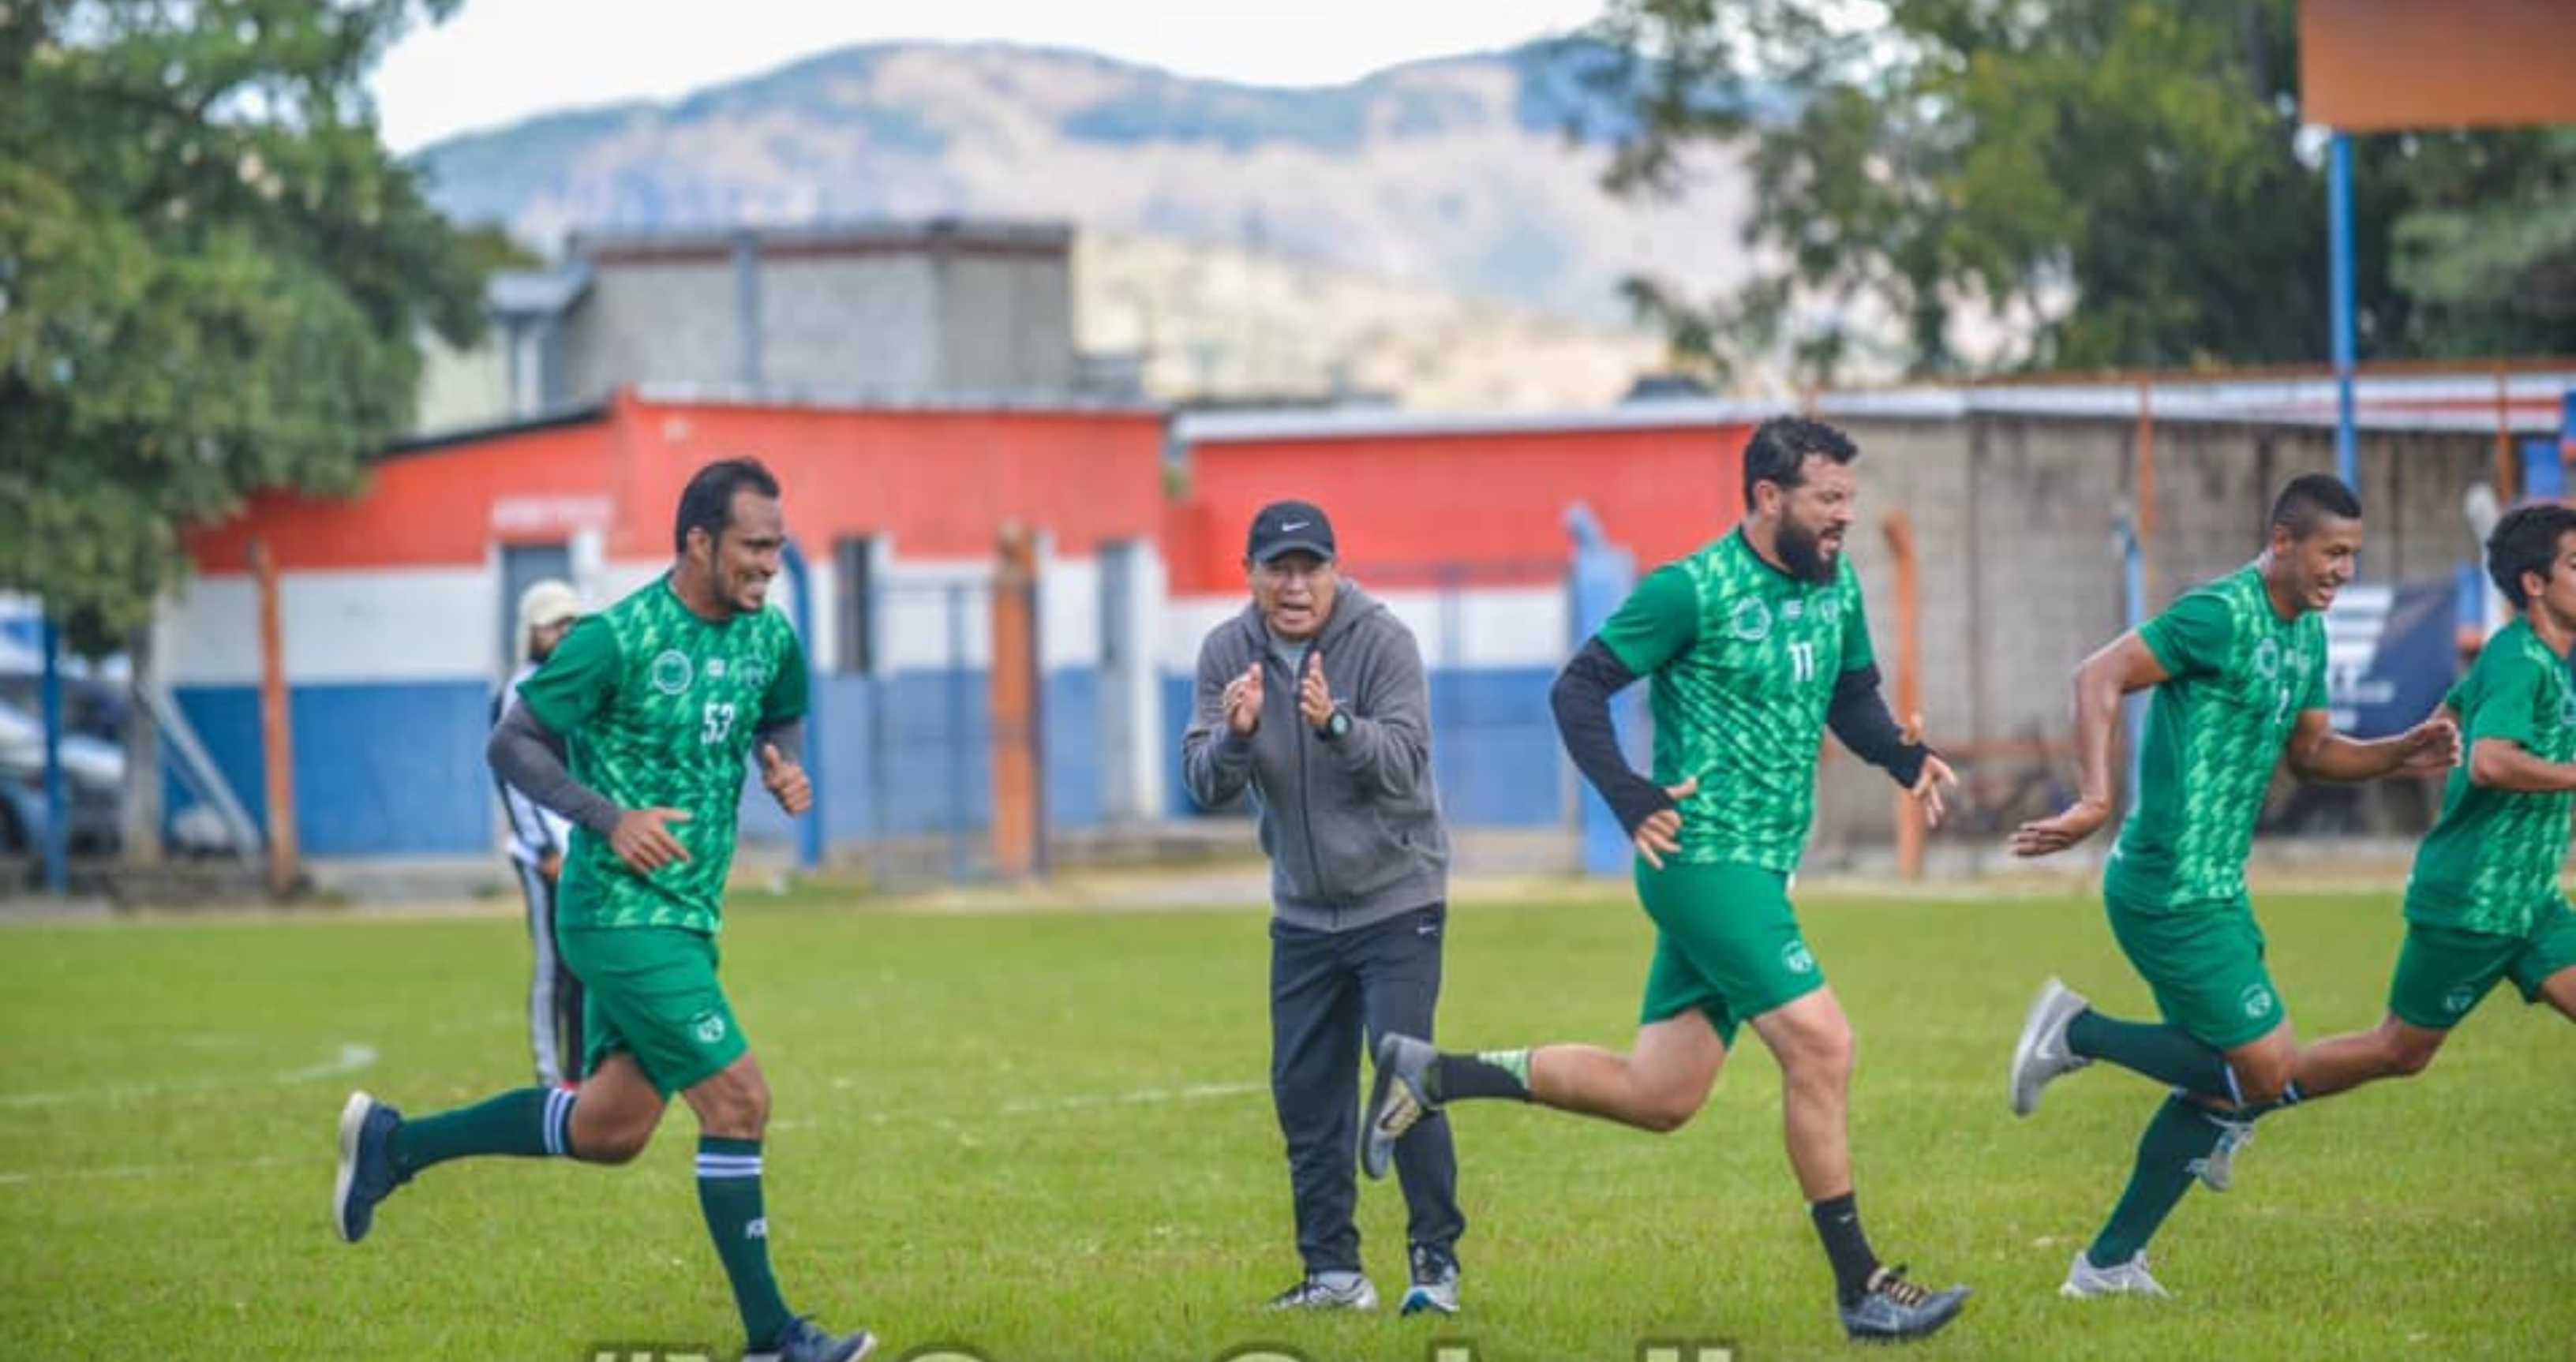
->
[[1, 882, 2568, 1361]]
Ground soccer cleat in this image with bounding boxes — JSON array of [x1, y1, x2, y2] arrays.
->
[[2190, 1117, 2256, 1192], [1838, 1264, 1969, 1342], [2009, 977, 2095, 1117], [2060, 1248, 2171, 1299], [1265, 1274, 1380, 1311], [331, 1090, 406, 1244], [1401, 1243, 1461, 1316], [1362, 1033, 1440, 1181], [747, 1316, 877, 1362]]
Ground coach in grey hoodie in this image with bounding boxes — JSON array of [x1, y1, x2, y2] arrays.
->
[[1181, 499, 1463, 1317]]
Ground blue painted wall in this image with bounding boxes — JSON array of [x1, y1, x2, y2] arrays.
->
[[171, 681, 495, 855]]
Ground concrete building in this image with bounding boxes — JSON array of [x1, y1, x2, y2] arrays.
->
[[421, 220, 1080, 431]]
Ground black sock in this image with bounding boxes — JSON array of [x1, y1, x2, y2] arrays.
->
[[1810, 1192, 1881, 1303], [1431, 1049, 1530, 1102]]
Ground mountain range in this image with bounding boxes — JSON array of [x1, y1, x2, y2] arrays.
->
[[413, 40, 1767, 406]]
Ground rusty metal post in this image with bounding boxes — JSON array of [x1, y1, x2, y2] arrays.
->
[[990, 524, 1043, 881], [1882, 511, 1924, 879], [251, 539, 300, 897]]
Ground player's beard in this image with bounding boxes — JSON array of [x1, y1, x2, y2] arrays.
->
[[1777, 518, 1840, 584]]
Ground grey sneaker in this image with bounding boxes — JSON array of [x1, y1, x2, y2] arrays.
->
[[331, 1091, 406, 1244], [1401, 1244, 1460, 1316], [1838, 1264, 1969, 1341], [1266, 1274, 1379, 1311], [2190, 1117, 2256, 1192], [2009, 978, 2094, 1117], [747, 1316, 877, 1362], [2060, 1248, 2171, 1299], [1363, 1033, 1439, 1181]]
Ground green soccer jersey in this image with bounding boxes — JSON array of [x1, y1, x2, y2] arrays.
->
[[2106, 564, 2328, 909], [518, 574, 810, 934], [1597, 529, 1874, 872], [2403, 619, 2576, 936]]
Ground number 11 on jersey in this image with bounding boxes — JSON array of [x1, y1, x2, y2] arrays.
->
[[1789, 640, 1817, 683]]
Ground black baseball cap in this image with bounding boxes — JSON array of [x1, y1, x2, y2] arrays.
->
[[1245, 500, 1337, 563]]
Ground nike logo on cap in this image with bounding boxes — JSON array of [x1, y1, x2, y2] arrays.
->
[[1280, 520, 1311, 532]]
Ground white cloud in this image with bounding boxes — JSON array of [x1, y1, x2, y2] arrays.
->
[[372, 0, 1605, 152]]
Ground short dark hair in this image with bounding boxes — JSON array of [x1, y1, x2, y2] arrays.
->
[[673, 457, 781, 556], [1741, 416, 1859, 508], [2485, 501, 2576, 609], [2267, 473, 2362, 540]]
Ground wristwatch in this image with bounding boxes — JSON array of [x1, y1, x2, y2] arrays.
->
[[1320, 705, 1353, 742]]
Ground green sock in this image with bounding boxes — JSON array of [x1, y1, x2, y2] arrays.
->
[[1432, 1049, 1531, 1102], [2066, 1011, 2233, 1099], [390, 1086, 576, 1177], [2087, 1093, 2225, 1267], [698, 1136, 794, 1349]]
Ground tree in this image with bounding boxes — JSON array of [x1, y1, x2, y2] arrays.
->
[[0, 0, 487, 656], [1581, 0, 2576, 385]]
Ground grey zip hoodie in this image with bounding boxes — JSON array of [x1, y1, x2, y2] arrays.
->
[[1181, 580, 1451, 931]]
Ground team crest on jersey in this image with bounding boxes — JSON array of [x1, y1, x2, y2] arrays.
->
[[2251, 637, 2281, 680], [2237, 982, 2276, 1020], [737, 657, 773, 690], [651, 649, 694, 696], [2557, 690, 2575, 728], [691, 1010, 728, 1045], [1779, 941, 1817, 975], [1815, 593, 1841, 625], [1731, 597, 1773, 642]]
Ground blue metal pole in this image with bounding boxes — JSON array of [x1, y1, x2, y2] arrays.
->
[[2118, 512, 2146, 804], [39, 616, 67, 896], [781, 540, 822, 872], [2329, 130, 2359, 491]]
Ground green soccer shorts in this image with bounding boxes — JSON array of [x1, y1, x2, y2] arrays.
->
[[1635, 860, 1826, 1047], [2387, 904, 2576, 1029], [559, 923, 749, 1096], [2103, 889, 2286, 1052]]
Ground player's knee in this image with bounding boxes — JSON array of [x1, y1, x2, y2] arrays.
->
[[575, 1123, 652, 1165], [2382, 1031, 2442, 1076], [1632, 1089, 1701, 1134], [2233, 1055, 2295, 1104]]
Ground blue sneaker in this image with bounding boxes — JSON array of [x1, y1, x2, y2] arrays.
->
[[1838, 1264, 1969, 1342], [1362, 1033, 1438, 1181], [1400, 1243, 1461, 1315], [331, 1091, 406, 1244], [748, 1317, 877, 1362]]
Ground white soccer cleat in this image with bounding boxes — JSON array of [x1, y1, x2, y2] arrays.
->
[[2010, 977, 2094, 1117], [2061, 1248, 2172, 1299], [2190, 1117, 2256, 1192]]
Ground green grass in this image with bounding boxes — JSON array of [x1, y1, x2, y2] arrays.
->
[[2, 885, 2569, 1361]]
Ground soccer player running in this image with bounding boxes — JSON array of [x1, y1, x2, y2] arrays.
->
[[1364, 416, 1971, 1342], [2293, 503, 2576, 1095], [2006, 473, 2458, 1300], [332, 458, 873, 1362]]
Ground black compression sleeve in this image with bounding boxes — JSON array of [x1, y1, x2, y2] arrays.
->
[[1549, 638, 1673, 836], [1826, 663, 1932, 788], [488, 701, 623, 836]]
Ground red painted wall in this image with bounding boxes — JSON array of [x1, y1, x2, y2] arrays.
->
[[1168, 421, 1752, 593], [186, 392, 1168, 572]]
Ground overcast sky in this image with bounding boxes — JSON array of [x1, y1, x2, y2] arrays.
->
[[372, 0, 1608, 152]]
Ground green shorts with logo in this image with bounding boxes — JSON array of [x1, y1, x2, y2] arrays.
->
[[1635, 860, 1825, 1047], [558, 924, 748, 1096], [2387, 904, 2576, 1030], [2103, 889, 2286, 1052]]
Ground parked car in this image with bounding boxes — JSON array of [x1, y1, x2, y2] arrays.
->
[[0, 698, 122, 855]]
